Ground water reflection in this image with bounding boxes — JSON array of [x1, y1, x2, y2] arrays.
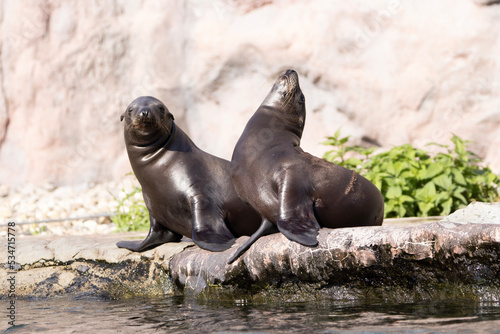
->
[[4, 296, 500, 333]]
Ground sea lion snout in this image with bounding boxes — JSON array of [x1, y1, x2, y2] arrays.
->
[[138, 108, 152, 123], [263, 69, 300, 108], [280, 69, 298, 86], [124, 96, 175, 140], [130, 106, 154, 127], [282, 69, 298, 79], [277, 69, 299, 98]]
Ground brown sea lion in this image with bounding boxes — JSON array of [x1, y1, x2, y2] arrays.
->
[[228, 70, 384, 263], [116, 96, 262, 253]]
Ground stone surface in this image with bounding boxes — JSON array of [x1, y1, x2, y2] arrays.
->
[[170, 220, 500, 301], [170, 222, 500, 298], [441, 201, 500, 224], [0, 0, 499, 186], [0, 233, 194, 298]]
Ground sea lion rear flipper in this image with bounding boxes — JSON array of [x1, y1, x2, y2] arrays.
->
[[190, 195, 236, 252], [227, 219, 277, 264], [276, 170, 320, 246], [116, 217, 182, 252], [192, 227, 235, 252]]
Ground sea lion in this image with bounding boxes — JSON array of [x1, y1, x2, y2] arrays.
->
[[228, 69, 384, 263], [116, 96, 262, 253]]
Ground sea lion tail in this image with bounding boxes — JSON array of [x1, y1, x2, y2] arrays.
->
[[227, 219, 277, 264]]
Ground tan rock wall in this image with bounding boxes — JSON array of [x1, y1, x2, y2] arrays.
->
[[0, 0, 499, 185]]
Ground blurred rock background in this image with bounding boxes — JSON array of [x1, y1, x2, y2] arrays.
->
[[0, 0, 499, 227]]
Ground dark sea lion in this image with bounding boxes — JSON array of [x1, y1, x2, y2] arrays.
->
[[116, 96, 262, 253], [228, 69, 384, 263]]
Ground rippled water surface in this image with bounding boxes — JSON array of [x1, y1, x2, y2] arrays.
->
[[3, 296, 500, 333]]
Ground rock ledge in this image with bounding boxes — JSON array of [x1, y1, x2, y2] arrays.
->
[[170, 219, 500, 302], [1, 203, 500, 302]]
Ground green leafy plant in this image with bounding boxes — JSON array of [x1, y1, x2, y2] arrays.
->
[[111, 183, 150, 232], [323, 130, 500, 218]]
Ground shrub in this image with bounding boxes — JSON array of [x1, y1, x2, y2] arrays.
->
[[323, 130, 500, 218], [111, 184, 150, 232]]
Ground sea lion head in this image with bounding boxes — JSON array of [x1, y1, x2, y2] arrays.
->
[[262, 69, 306, 132], [121, 96, 175, 143]]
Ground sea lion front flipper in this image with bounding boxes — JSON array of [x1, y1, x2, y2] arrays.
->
[[116, 215, 182, 252], [190, 195, 236, 252], [276, 169, 320, 246], [227, 219, 278, 264]]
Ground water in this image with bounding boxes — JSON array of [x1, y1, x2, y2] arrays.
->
[[3, 296, 500, 333]]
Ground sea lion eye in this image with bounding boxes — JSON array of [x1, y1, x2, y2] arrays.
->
[[128, 108, 133, 115]]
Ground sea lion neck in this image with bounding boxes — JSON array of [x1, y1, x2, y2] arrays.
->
[[126, 121, 179, 162], [257, 105, 304, 142], [259, 87, 306, 140]]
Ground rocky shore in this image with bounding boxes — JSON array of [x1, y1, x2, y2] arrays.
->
[[1, 200, 499, 303], [171, 217, 500, 303], [0, 232, 193, 299]]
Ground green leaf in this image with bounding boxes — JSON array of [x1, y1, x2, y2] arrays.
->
[[451, 169, 467, 186], [384, 201, 396, 216], [440, 197, 453, 216], [421, 163, 444, 180], [386, 186, 403, 199], [435, 191, 450, 204], [400, 195, 415, 203], [487, 172, 499, 185], [433, 174, 453, 191], [393, 161, 407, 177], [415, 181, 437, 202], [345, 157, 363, 167], [396, 204, 407, 217], [453, 187, 468, 205], [339, 137, 349, 145], [385, 162, 396, 176], [417, 202, 434, 217], [451, 134, 467, 154]]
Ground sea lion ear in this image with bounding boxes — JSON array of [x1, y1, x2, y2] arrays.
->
[[169, 113, 174, 120], [120, 113, 125, 122]]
